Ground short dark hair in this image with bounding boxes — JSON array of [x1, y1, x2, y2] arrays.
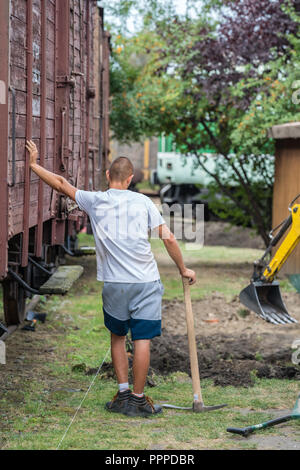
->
[[109, 156, 134, 182]]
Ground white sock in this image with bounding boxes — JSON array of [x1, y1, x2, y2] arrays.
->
[[119, 382, 129, 392], [132, 392, 144, 397]]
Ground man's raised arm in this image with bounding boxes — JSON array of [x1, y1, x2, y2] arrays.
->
[[26, 140, 77, 201]]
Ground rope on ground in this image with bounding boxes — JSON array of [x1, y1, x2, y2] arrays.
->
[[56, 345, 111, 450]]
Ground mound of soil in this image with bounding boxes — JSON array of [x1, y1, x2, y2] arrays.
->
[[160, 292, 300, 338], [152, 294, 300, 387], [99, 293, 300, 388], [98, 327, 300, 388], [149, 293, 300, 387], [150, 331, 300, 387], [204, 222, 265, 249]]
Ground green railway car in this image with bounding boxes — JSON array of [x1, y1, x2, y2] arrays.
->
[[152, 135, 216, 220], [152, 135, 274, 221]]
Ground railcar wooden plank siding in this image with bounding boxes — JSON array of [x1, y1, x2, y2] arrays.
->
[[0, 1, 110, 326]]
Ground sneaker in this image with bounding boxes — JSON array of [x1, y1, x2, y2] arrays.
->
[[124, 394, 162, 417], [105, 389, 132, 413]]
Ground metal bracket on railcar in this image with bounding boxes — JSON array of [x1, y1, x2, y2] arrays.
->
[[56, 75, 76, 88], [8, 266, 84, 296], [8, 269, 49, 295], [0, 323, 8, 338], [28, 255, 52, 276], [57, 71, 84, 89], [60, 244, 96, 258], [65, 198, 79, 214], [58, 197, 82, 221]]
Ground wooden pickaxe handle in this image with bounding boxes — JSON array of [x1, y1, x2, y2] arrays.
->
[[182, 277, 203, 406]]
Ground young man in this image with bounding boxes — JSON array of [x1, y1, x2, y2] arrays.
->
[[26, 140, 196, 417]]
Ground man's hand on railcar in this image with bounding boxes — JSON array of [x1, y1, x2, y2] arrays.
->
[[26, 140, 78, 201], [26, 139, 38, 166]]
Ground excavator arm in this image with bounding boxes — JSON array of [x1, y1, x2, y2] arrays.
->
[[262, 203, 300, 283], [239, 195, 300, 325]]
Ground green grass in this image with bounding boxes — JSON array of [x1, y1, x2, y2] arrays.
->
[[1, 287, 299, 451], [1, 325, 299, 451], [151, 239, 264, 265], [77, 232, 96, 248], [1, 294, 299, 449], [158, 275, 248, 301], [136, 180, 160, 192], [0, 235, 299, 450]]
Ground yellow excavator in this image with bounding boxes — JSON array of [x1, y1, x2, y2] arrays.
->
[[240, 194, 300, 325]]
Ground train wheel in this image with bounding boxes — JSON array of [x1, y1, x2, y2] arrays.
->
[[2, 279, 26, 326]]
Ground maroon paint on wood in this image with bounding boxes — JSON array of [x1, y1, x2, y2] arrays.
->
[[21, 0, 33, 266], [0, 0, 10, 280], [54, 220, 65, 245], [85, 0, 91, 191], [55, 0, 70, 175], [53, 0, 72, 244], [103, 31, 110, 172], [36, 0, 47, 258], [1, 0, 109, 284], [49, 0, 58, 246]]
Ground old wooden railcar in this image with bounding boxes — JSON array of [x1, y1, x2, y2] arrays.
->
[[0, 0, 110, 331]]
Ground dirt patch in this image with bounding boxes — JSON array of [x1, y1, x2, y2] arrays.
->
[[161, 291, 300, 337], [150, 330, 300, 387], [148, 293, 300, 387], [204, 222, 265, 249], [0, 307, 84, 406], [94, 291, 300, 388], [98, 293, 300, 388], [247, 426, 300, 450]]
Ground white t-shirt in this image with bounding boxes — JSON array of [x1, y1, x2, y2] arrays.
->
[[75, 188, 165, 283]]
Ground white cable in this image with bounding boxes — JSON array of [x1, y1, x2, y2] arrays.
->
[[56, 345, 110, 450]]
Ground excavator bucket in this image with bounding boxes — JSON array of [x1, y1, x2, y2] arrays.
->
[[239, 281, 298, 325]]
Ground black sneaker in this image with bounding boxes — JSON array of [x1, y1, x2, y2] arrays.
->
[[124, 394, 162, 417], [105, 389, 131, 413]]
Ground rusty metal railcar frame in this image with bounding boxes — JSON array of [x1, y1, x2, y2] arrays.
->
[[0, 1, 110, 330]]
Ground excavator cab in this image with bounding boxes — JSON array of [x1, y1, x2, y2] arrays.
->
[[240, 194, 300, 325]]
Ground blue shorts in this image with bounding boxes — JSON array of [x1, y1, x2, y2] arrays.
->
[[102, 280, 164, 341]]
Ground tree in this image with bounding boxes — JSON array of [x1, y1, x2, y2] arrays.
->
[[106, 0, 300, 244]]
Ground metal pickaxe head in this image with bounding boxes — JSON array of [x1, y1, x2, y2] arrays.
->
[[193, 401, 228, 413], [161, 402, 228, 412]]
